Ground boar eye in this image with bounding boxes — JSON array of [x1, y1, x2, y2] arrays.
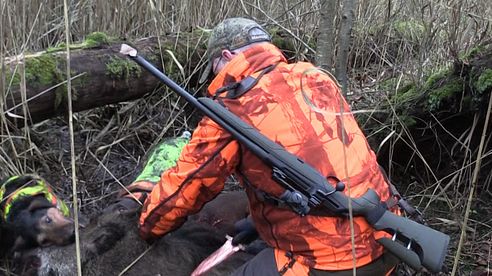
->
[[45, 217, 52, 224]]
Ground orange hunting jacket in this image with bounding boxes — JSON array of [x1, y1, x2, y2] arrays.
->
[[139, 43, 396, 270]]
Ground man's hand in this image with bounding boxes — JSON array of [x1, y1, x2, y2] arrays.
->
[[103, 197, 141, 214], [117, 181, 156, 204]]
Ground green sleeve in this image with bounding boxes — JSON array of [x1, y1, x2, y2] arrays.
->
[[134, 133, 190, 183]]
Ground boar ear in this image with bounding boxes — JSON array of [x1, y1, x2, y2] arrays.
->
[[12, 236, 27, 252], [27, 199, 53, 213]]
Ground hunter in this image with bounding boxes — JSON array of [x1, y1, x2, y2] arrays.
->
[[128, 17, 401, 275]]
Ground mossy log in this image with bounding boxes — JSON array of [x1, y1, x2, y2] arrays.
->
[[373, 42, 492, 190], [391, 42, 492, 126], [378, 42, 492, 154], [2, 30, 299, 126], [2, 33, 210, 126]]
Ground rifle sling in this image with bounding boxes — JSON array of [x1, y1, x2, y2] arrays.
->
[[379, 166, 424, 223], [213, 63, 278, 100]]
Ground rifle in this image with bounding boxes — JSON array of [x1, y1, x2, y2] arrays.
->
[[120, 44, 449, 273]]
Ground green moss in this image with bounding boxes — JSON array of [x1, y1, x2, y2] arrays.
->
[[46, 47, 61, 53], [390, 83, 419, 128], [22, 54, 67, 109], [422, 67, 465, 110], [155, 41, 191, 81], [54, 85, 65, 109], [393, 83, 420, 107], [398, 83, 416, 94], [424, 68, 450, 90], [5, 54, 64, 89], [190, 28, 212, 44], [476, 69, 492, 94], [71, 71, 89, 88], [43, 43, 67, 53], [353, 23, 378, 37], [379, 77, 398, 91], [23, 54, 62, 86], [379, 77, 413, 92], [6, 56, 97, 114], [272, 36, 293, 51], [398, 114, 417, 127], [5, 69, 21, 86], [459, 45, 486, 60], [4, 54, 82, 110], [461, 47, 479, 60], [427, 78, 463, 111], [193, 27, 211, 37], [151, 46, 165, 66], [392, 20, 424, 41], [84, 32, 109, 48], [105, 56, 141, 79], [270, 28, 295, 53], [45, 32, 111, 53], [52, 69, 84, 109]]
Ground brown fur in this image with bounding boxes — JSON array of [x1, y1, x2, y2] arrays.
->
[[190, 191, 250, 236]]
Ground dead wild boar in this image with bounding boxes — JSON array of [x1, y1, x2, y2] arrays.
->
[[19, 191, 253, 276]]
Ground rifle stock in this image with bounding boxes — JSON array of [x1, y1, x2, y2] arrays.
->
[[349, 190, 449, 273], [374, 210, 449, 273], [120, 44, 450, 273]]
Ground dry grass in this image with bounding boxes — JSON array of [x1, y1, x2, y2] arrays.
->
[[1, 0, 491, 275]]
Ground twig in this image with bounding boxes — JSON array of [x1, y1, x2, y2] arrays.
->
[[245, 2, 316, 54], [451, 90, 492, 275], [62, 1, 82, 275], [87, 150, 142, 205], [329, 63, 358, 274], [384, 94, 454, 210], [118, 244, 155, 276], [0, 266, 17, 275]]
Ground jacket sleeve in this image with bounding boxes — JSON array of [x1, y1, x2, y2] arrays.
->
[[138, 117, 240, 241]]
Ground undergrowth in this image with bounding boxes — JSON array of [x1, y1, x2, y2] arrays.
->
[[1, 0, 491, 275]]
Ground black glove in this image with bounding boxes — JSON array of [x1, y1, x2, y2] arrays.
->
[[232, 216, 258, 246]]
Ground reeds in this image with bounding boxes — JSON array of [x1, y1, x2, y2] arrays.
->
[[1, 0, 491, 275]]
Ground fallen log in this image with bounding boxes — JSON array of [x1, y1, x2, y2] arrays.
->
[[390, 42, 492, 121], [370, 42, 492, 195], [2, 30, 298, 127], [2, 32, 208, 126]]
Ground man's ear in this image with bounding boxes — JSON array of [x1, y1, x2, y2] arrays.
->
[[27, 199, 53, 213], [222, 49, 236, 61]]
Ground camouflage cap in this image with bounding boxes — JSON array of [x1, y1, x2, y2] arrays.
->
[[199, 17, 271, 84]]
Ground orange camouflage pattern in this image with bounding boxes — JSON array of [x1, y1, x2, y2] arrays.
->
[[139, 43, 398, 271]]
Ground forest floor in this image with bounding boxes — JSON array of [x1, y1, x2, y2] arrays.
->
[[28, 87, 491, 275]]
